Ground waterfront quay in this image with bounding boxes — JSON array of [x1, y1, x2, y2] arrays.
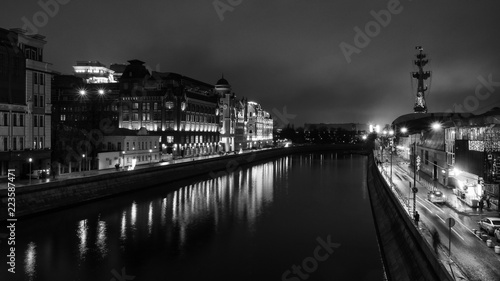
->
[[0, 144, 366, 220]]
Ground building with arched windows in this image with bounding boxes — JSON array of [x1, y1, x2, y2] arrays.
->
[[118, 60, 220, 158], [215, 76, 273, 152]]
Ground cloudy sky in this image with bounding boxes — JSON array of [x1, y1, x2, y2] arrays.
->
[[2, 0, 500, 127]]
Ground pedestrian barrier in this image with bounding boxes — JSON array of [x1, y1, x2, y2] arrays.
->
[[495, 246, 500, 254]]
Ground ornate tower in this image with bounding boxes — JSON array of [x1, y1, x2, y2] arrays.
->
[[412, 46, 431, 113], [215, 75, 235, 152]]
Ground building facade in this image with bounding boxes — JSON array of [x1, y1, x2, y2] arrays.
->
[[51, 74, 120, 174], [98, 127, 161, 170], [0, 27, 52, 177], [393, 111, 499, 210], [215, 77, 273, 152], [118, 60, 220, 158]]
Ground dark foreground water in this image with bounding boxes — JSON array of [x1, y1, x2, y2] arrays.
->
[[1, 153, 384, 281]]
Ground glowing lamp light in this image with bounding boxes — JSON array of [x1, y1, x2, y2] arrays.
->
[[98, 89, 105, 95], [79, 90, 86, 95], [431, 122, 441, 130], [400, 127, 408, 134]]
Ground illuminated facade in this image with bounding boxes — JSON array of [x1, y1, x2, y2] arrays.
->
[[98, 127, 161, 170], [73, 61, 117, 84], [215, 76, 273, 152], [118, 60, 220, 158], [245, 101, 273, 149]]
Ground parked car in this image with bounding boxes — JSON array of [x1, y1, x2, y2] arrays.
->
[[26, 169, 50, 179], [494, 228, 500, 242], [478, 217, 500, 235], [427, 190, 446, 204]]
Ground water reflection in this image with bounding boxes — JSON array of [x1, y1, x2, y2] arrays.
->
[[148, 202, 153, 235], [4, 153, 383, 281], [120, 211, 127, 243], [24, 242, 36, 280], [96, 220, 108, 258], [77, 219, 88, 261], [130, 201, 137, 231]]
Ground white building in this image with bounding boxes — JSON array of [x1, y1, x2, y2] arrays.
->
[[98, 127, 160, 170]]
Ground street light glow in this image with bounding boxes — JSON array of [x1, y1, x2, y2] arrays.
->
[[400, 127, 408, 134], [389, 130, 394, 135], [431, 122, 441, 130], [79, 90, 86, 95], [29, 158, 32, 162], [98, 89, 105, 95]]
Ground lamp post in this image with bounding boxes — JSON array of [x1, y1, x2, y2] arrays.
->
[[400, 127, 412, 214], [389, 129, 394, 185], [28, 158, 32, 185], [122, 151, 125, 170], [149, 149, 152, 164], [82, 154, 86, 176]]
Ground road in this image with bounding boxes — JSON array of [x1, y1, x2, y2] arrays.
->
[[379, 157, 500, 281]]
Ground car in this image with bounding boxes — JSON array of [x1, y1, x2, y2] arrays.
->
[[478, 217, 500, 235], [427, 190, 446, 204], [26, 169, 50, 179], [494, 228, 500, 242]]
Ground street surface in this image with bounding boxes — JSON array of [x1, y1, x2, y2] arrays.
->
[[378, 153, 500, 281]]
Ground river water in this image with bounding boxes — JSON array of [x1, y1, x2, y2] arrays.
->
[[2, 152, 384, 281]]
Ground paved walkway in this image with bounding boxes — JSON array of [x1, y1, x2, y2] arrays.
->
[[0, 154, 225, 190]]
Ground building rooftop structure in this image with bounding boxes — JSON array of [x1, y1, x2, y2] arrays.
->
[[392, 112, 474, 135], [73, 60, 117, 83]]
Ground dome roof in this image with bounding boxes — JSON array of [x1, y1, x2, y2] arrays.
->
[[216, 75, 229, 86]]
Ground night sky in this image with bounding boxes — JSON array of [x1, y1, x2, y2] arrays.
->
[[2, 0, 500, 127]]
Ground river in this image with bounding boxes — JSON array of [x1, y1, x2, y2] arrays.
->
[[1, 152, 384, 281]]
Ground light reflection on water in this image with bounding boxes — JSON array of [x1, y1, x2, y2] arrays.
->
[[24, 242, 36, 280], [96, 220, 107, 258], [8, 153, 383, 281], [77, 219, 88, 261]]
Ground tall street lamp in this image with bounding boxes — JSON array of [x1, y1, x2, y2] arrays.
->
[[28, 158, 32, 185], [149, 149, 152, 164], [389, 129, 394, 185], [122, 151, 126, 170], [82, 154, 86, 176], [400, 127, 413, 214]]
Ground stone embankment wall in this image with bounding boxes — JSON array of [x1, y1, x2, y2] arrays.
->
[[0, 144, 364, 220], [366, 153, 454, 281]]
